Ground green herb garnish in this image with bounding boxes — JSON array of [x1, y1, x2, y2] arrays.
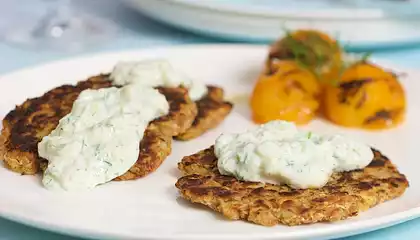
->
[[279, 29, 340, 82], [329, 51, 373, 85], [104, 161, 112, 166], [360, 52, 372, 63], [276, 29, 373, 87]]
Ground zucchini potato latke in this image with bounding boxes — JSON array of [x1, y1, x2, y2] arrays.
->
[[0, 74, 232, 180], [176, 146, 408, 226]]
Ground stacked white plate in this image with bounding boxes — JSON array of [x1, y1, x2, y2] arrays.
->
[[123, 0, 420, 51]]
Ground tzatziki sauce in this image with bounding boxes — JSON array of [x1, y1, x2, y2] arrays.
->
[[38, 84, 169, 191], [109, 59, 208, 101], [215, 120, 373, 189]]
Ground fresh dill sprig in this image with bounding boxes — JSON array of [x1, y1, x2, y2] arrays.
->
[[282, 32, 320, 78], [360, 52, 372, 63], [331, 64, 347, 87], [278, 29, 373, 87], [104, 161, 112, 166], [280, 29, 338, 81], [330, 51, 373, 86]]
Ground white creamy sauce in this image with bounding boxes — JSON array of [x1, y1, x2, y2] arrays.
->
[[215, 121, 373, 189], [38, 85, 169, 191], [109, 60, 208, 101]]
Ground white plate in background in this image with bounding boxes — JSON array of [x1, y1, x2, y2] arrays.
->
[[122, 0, 420, 51]]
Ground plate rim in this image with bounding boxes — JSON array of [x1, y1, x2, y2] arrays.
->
[[122, 0, 420, 51], [0, 200, 418, 240], [0, 44, 418, 240], [160, 0, 386, 20]]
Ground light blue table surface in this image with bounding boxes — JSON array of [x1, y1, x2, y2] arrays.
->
[[0, 1, 420, 239]]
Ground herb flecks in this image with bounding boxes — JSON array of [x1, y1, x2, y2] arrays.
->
[[271, 30, 341, 85], [330, 52, 373, 87], [287, 32, 335, 71], [104, 161, 112, 166], [360, 52, 372, 63], [271, 29, 376, 88]]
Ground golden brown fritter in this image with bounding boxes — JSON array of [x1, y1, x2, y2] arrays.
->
[[175, 86, 233, 141], [176, 146, 409, 226], [0, 74, 198, 180], [114, 125, 171, 181]]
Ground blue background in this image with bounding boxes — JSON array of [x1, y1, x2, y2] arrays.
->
[[0, 1, 419, 239]]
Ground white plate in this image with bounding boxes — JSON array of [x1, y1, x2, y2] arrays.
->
[[122, 0, 420, 51], [0, 45, 419, 240]]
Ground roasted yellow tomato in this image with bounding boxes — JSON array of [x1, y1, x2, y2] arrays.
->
[[266, 29, 342, 84], [251, 60, 321, 125], [323, 62, 406, 129]]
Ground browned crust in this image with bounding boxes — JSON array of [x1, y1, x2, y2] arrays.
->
[[175, 86, 233, 141], [0, 75, 197, 180], [178, 147, 219, 176], [114, 126, 171, 181], [176, 147, 409, 226], [116, 87, 199, 180]]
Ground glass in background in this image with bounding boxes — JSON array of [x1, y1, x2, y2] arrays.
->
[[0, 0, 116, 51]]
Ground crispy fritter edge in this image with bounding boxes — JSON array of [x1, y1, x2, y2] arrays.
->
[[175, 86, 233, 141], [0, 75, 198, 179], [176, 146, 409, 226]]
